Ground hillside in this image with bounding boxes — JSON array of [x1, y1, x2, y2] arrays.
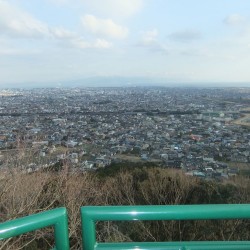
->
[[0, 165, 250, 249]]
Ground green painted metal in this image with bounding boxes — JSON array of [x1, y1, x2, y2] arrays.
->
[[95, 242, 250, 250], [0, 207, 69, 250], [81, 204, 250, 250], [1, 205, 250, 250]]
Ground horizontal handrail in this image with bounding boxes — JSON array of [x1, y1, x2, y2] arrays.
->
[[81, 204, 250, 250], [0, 207, 69, 250], [1, 205, 250, 250]]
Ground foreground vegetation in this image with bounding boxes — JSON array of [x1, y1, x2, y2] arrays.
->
[[0, 165, 250, 249]]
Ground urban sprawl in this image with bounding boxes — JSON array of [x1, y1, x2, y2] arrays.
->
[[0, 87, 250, 180]]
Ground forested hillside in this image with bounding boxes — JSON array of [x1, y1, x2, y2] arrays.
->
[[0, 166, 250, 249]]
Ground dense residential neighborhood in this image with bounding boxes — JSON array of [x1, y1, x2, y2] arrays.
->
[[0, 87, 249, 180]]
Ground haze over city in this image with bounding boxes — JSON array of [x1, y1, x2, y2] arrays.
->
[[1, 0, 250, 87]]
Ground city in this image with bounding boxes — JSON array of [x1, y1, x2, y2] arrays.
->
[[0, 87, 249, 180]]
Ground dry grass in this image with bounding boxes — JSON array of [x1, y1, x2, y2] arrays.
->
[[0, 167, 250, 249]]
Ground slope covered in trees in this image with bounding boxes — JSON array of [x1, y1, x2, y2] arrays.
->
[[0, 166, 250, 249]]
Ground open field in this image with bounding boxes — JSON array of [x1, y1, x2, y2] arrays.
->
[[114, 154, 161, 163], [232, 107, 250, 127], [228, 162, 250, 176], [233, 115, 250, 126]]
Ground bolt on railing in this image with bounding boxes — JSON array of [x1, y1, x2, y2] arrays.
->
[[0, 207, 69, 250], [81, 204, 250, 250]]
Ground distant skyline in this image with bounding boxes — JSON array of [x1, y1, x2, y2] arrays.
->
[[1, 0, 250, 87]]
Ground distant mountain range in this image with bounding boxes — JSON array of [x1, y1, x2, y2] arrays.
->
[[0, 76, 250, 88]]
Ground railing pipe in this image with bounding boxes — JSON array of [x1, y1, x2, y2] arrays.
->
[[0, 207, 69, 250], [82, 204, 250, 221], [81, 204, 250, 250]]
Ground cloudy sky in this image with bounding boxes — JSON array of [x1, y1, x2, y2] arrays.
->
[[1, 0, 250, 87]]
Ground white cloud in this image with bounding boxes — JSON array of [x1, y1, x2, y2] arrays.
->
[[71, 37, 112, 49], [51, 27, 76, 39], [48, 0, 143, 19], [224, 14, 245, 26], [82, 0, 143, 19], [140, 29, 158, 46], [0, 1, 50, 38], [94, 38, 112, 49], [0, 1, 112, 51], [138, 29, 168, 53], [0, 48, 40, 56], [0, 1, 77, 41], [168, 30, 201, 42], [81, 14, 128, 39]]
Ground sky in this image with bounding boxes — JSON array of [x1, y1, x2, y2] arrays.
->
[[0, 0, 250, 87]]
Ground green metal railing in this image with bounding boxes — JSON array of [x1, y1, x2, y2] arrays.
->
[[81, 204, 250, 250], [0, 207, 69, 250], [1, 205, 250, 250]]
